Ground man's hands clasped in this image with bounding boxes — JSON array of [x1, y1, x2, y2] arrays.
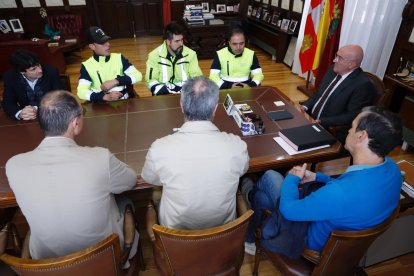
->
[[288, 163, 316, 184]]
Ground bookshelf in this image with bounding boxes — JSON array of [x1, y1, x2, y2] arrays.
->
[[244, 0, 303, 62]]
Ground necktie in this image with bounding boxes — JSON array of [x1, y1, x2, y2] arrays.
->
[[311, 75, 342, 119]]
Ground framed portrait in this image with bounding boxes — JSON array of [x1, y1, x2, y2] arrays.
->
[[216, 4, 226, 13], [252, 8, 257, 17], [202, 2, 209, 13], [0, 19, 11, 33], [281, 18, 290, 32], [277, 20, 282, 28], [262, 11, 269, 22], [226, 5, 234, 12], [9, 19, 24, 33], [271, 14, 279, 26], [256, 7, 262, 19], [247, 5, 252, 16], [289, 20, 298, 32]]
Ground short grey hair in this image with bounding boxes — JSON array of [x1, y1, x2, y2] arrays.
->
[[38, 90, 82, 136], [181, 76, 219, 121]]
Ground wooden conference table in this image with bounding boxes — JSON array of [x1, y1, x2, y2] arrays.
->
[[0, 86, 342, 208]]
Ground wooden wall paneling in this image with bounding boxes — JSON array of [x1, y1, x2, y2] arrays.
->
[[146, 1, 163, 35], [130, 1, 147, 35]]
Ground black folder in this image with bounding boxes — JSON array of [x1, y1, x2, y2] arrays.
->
[[268, 110, 293, 121], [278, 124, 336, 151]]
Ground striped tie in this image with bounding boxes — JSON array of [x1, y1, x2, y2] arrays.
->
[[311, 75, 342, 119]]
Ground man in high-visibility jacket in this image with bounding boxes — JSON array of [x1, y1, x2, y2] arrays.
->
[[77, 26, 142, 102], [209, 26, 264, 89], [145, 22, 202, 96]]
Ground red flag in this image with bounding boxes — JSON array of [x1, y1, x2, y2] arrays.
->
[[298, 0, 323, 74], [314, 0, 345, 88]]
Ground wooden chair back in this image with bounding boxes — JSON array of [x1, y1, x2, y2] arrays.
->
[[311, 205, 400, 276], [0, 233, 123, 276], [152, 209, 254, 276], [365, 72, 391, 108], [254, 205, 400, 276]]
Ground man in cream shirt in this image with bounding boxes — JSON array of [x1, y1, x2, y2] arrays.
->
[[142, 76, 249, 229]]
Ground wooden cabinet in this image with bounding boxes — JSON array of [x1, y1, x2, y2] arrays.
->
[[384, 2, 414, 112], [92, 0, 162, 37], [244, 0, 303, 62]]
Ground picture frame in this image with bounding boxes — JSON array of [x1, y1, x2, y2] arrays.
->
[[216, 4, 226, 13], [262, 12, 269, 22], [277, 19, 282, 28], [0, 19, 11, 33], [289, 20, 298, 33], [251, 8, 257, 17], [201, 2, 209, 13], [281, 18, 290, 32], [256, 7, 262, 19], [9, 18, 24, 33], [271, 13, 279, 25], [233, 4, 239, 13], [247, 5, 252, 16], [226, 5, 234, 12]]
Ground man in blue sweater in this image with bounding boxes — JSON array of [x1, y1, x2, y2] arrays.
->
[[242, 106, 402, 256]]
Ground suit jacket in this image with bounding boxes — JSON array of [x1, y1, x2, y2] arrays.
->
[[6, 137, 137, 259], [303, 65, 376, 128], [142, 121, 249, 230], [2, 64, 63, 119]]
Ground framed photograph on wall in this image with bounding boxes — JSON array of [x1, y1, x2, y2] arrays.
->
[[0, 19, 11, 33], [281, 18, 290, 32], [289, 20, 298, 32], [202, 2, 209, 13], [9, 19, 24, 33], [216, 4, 226, 13]]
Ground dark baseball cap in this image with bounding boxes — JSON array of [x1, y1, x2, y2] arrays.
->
[[87, 26, 111, 44]]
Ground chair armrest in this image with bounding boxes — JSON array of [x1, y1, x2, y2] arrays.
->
[[122, 204, 135, 265], [0, 223, 24, 256], [236, 190, 249, 216], [146, 201, 158, 242], [301, 248, 321, 264]]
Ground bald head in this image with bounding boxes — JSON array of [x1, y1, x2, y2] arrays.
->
[[38, 90, 83, 136], [341, 45, 364, 66], [181, 76, 219, 121], [333, 44, 364, 75]]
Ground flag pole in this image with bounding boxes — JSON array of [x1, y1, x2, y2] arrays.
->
[[297, 71, 315, 97]]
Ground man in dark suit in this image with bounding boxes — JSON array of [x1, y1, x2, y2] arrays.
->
[[1, 49, 63, 120], [302, 45, 376, 143]]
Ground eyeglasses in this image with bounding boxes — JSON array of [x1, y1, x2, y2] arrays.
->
[[334, 54, 354, 63]]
